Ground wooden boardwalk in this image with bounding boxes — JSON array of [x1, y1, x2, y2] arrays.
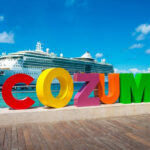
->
[[0, 114, 150, 150]]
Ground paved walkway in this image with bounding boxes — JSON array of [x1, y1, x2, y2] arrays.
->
[[0, 114, 150, 150]]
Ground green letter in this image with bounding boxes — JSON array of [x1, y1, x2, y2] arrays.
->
[[120, 73, 150, 104]]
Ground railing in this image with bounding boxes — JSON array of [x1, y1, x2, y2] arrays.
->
[[0, 88, 80, 108], [0, 85, 108, 108]]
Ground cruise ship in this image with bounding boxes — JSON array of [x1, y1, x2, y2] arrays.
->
[[0, 42, 114, 85]]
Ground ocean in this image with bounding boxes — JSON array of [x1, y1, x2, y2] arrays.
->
[[0, 83, 109, 108]]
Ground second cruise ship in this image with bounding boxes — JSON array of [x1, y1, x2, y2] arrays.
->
[[0, 42, 114, 85]]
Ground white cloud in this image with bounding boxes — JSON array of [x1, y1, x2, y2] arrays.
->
[[114, 68, 128, 73], [114, 68, 118, 72], [96, 53, 103, 58], [114, 67, 150, 74], [136, 24, 150, 34], [145, 49, 150, 54], [129, 43, 144, 49], [0, 16, 4, 22], [129, 68, 139, 74], [148, 68, 150, 72], [136, 34, 145, 41], [0, 32, 14, 43], [134, 24, 150, 41]]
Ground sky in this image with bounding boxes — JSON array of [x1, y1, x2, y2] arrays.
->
[[0, 0, 150, 73]]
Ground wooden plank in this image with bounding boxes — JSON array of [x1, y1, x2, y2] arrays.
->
[[81, 120, 130, 150], [23, 124, 34, 150], [11, 126, 18, 150], [0, 128, 5, 149], [38, 124, 54, 149], [27, 124, 41, 150], [51, 122, 74, 150], [0, 114, 150, 149], [30, 123, 49, 150], [105, 118, 150, 149], [17, 125, 26, 150], [43, 123, 69, 150], [126, 132, 150, 148], [3, 127, 12, 150]]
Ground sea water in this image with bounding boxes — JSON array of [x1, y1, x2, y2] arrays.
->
[[0, 83, 108, 108]]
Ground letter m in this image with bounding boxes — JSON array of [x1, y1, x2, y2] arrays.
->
[[120, 73, 150, 104]]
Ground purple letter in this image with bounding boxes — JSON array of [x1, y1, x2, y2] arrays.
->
[[74, 73, 100, 107]]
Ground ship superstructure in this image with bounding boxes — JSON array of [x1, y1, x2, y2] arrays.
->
[[0, 42, 114, 85]]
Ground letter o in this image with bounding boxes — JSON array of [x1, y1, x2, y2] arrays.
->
[[36, 68, 74, 108]]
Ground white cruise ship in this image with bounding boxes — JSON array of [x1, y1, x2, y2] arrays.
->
[[0, 42, 114, 85]]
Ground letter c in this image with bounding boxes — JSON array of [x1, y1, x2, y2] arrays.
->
[[2, 74, 35, 109]]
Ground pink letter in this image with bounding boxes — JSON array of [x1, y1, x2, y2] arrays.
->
[[74, 73, 100, 107]]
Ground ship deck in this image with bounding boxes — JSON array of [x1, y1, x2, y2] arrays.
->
[[1, 114, 150, 150]]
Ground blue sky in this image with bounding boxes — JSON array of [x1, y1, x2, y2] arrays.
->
[[0, 0, 150, 73]]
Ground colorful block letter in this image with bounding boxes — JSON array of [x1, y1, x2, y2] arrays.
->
[[98, 73, 120, 104], [120, 73, 150, 103], [36, 68, 73, 108], [74, 73, 100, 107], [2, 74, 35, 109]]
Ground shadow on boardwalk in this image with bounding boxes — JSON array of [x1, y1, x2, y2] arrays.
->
[[0, 114, 150, 150]]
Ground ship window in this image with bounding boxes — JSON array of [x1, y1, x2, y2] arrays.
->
[[85, 65, 91, 73]]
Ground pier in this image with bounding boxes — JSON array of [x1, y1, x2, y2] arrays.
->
[[0, 85, 150, 149], [0, 114, 150, 150], [0, 103, 150, 149]]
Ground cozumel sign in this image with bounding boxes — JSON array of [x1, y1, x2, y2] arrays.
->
[[1, 68, 150, 109]]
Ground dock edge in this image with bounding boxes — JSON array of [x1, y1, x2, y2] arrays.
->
[[0, 103, 150, 126]]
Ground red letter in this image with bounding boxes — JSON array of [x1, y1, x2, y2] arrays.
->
[[2, 74, 35, 109]]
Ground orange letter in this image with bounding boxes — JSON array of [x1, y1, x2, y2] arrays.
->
[[98, 73, 120, 104]]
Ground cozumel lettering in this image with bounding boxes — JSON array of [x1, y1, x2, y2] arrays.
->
[[1, 68, 150, 110]]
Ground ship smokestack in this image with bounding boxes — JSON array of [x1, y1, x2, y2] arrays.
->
[[36, 42, 43, 52], [60, 53, 63, 57], [46, 48, 49, 54]]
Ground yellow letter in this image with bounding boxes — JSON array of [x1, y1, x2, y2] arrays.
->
[[36, 68, 74, 108]]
